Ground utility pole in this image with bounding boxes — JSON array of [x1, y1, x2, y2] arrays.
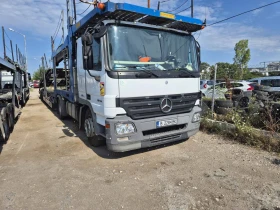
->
[[62, 10, 64, 43], [191, 0, 194, 17], [2, 27, 6, 58], [260, 62, 269, 76], [157, 1, 160, 10], [211, 64, 217, 118], [148, 0, 150, 8]]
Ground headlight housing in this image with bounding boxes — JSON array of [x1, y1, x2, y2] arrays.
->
[[115, 123, 136, 135], [192, 112, 201, 123]]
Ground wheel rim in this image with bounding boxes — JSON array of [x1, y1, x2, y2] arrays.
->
[[84, 117, 94, 137]]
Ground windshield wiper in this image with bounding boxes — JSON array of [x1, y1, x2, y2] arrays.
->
[[136, 70, 159, 78], [126, 66, 159, 78], [174, 68, 197, 78]]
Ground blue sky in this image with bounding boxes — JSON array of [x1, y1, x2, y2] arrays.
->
[[0, 0, 280, 75]]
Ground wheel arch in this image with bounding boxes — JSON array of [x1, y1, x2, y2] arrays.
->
[[78, 101, 104, 136]]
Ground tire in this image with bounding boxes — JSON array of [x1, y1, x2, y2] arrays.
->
[[39, 90, 43, 100], [215, 107, 232, 115], [20, 92, 26, 107], [8, 112, 14, 132], [57, 97, 67, 119], [202, 99, 212, 108], [84, 109, 105, 147], [0, 119, 10, 143], [215, 100, 233, 108], [238, 97, 249, 108]]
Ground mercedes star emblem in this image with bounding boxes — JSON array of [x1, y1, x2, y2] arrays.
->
[[160, 98, 172, 113]]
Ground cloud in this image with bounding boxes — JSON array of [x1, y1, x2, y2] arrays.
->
[[1, 0, 279, 66], [252, 8, 263, 15], [199, 22, 280, 52]]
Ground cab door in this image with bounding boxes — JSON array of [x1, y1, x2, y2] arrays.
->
[[85, 38, 103, 116]]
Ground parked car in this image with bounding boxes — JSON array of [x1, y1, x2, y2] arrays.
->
[[200, 80, 214, 90], [202, 81, 254, 99], [248, 76, 280, 92], [33, 80, 40, 88]]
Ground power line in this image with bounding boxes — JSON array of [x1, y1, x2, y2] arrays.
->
[[195, 30, 202, 40], [77, 4, 91, 16], [175, 6, 191, 14], [208, 0, 280, 26], [52, 11, 63, 40], [5, 44, 12, 53], [53, 20, 62, 41], [168, 0, 189, 13], [59, 36, 64, 45], [4, 30, 12, 41]]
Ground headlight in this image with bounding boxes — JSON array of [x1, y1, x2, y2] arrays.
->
[[115, 123, 136, 135], [192, 112, 201, 122]]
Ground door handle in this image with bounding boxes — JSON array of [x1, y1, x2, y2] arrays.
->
[[94, 76, 100, 82]]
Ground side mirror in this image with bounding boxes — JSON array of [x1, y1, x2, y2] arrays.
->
[[82, 33, 94, 70], [82, 33, 93, 45], [93, 26, 107, 39]]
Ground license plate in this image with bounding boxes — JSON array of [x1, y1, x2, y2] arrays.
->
[[156, 119, 177, 128]]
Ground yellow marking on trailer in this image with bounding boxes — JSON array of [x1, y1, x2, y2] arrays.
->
[[160, 12, 175, 19], [76, 21, 81, 29]]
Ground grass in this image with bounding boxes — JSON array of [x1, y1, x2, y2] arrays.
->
[[200, 117, 280, 153]]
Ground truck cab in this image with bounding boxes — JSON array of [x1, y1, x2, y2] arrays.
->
[[48, 1, 204, 152]]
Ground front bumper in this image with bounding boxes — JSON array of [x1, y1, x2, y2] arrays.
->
[[105, 106, 201, 152]]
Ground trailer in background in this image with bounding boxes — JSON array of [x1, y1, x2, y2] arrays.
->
[[1, 70, 30, 106], [0, 58, 22, 141], [0, 26, 28, 141]]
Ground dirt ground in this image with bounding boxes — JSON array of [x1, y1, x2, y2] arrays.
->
[[0, 90, 279, 210]]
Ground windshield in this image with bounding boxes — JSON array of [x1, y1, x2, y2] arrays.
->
[[107, 25, 198, 71]]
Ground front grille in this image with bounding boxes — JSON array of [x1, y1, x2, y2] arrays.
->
[[116, 92, 199, 120], [143, 124, 186, 136], [150, 134, 182, 144]]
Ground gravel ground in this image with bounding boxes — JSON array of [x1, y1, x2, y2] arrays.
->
[[0, 91, 279, 210]]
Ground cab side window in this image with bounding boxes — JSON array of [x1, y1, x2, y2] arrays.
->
[[92, 39, 101, 70]]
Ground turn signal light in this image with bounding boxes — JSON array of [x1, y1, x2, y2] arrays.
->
[[247, 85, 254, 91], [97, 3, 106, 10]]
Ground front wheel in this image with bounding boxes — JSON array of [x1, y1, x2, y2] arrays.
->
[[84, 109, 105, 147], [0, 119, 10, 143]]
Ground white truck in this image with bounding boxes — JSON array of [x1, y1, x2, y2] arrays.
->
[[42, 1, 205, 152]]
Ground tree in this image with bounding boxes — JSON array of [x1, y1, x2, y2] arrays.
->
[[200, 62, 211, 79], [209, 63, 238, 80], [233, 40, 251, 80], [32, 67, 45, 80]]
